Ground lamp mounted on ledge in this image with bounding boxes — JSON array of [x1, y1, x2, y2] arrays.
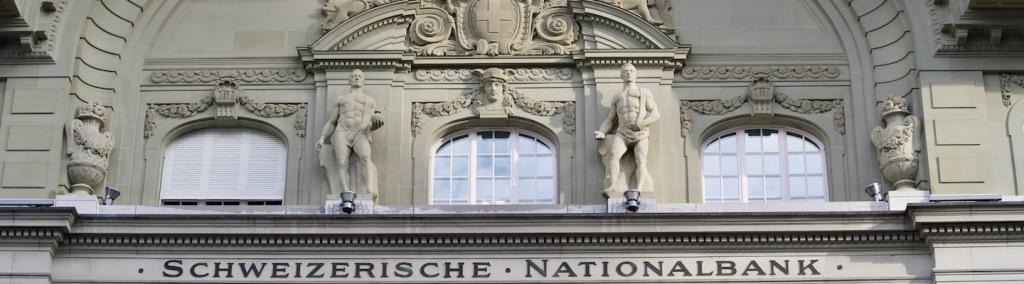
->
[[624, 188, 641, 212], [340, 190, 357, 214]]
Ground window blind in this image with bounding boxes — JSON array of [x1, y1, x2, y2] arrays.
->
[[160, 128, 287, 201]]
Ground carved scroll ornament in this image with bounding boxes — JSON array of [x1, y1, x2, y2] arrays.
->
[[681, 65, 841, 81], [150, 69, 307, 84], [408, 0, 580, 56], [144, 82, 308, 138]]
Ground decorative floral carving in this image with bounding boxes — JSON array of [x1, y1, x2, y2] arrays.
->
[[150, 69, 307, 84], [680, 65, 841, 81], [413, 68, 574, 82], [408, 0, 580, 56], [411, 73, 574, 136], [871, 96, 919, 191], [66, 100, 115, 195], [1001, 73, 1024, 107], [144, 95, 308, 138]]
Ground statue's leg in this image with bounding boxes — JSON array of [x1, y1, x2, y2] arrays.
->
[[636, 2, 662, 25], [633, 138, 651, 191], [332, 138, 352, 192], [352, 136, 373, 194], [603, 136, 628, 191]]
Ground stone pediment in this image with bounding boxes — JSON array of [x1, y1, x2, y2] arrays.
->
[[308, 0, 686, 61]]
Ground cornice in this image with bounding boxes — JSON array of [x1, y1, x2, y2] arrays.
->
[[909, 202, 1024, 243]]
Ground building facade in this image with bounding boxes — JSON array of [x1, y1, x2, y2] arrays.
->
[[0, 0, 1023, 283]]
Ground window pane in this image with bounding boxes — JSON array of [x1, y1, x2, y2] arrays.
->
[[452, 157, 469, 177], [721, 155, 738, 175], [807, 175, 825, 198], [518, 136, 535, 154], [763, 130, 779, 152], [748, 176, 764, 201], [518, 157, 536, 177], [434, 157, 451, 177], [477, 156, 493, 176], [703, 155, 720, 175], [494, 156, 511, 176], [788, 154, 805, 174], [764, 154, 780, 175], [537, 141, 552, 155], [518, 178, 536, 202], [704, 177, 721, 201], [494, 131, 511, 154], [765, 177, 781, 199], [806, 153, 823, 174], [705, 138, 720, 153], [451, 178, 469, 203], [719, 135, 737, 153], [432, 179, 450, 203], [746, 154, 762, 174], [476, 178, 493, 203], [786, 134, 803, 152], [723, 177, 740, 202], [744, 129, 762, 153], [536, 178, 554, 203], [436, 141, 452, 156], [789, 176, 806, 200], [804, 138, 820, 152], [477, 132, 493, 153], [494, 178, 511, 204], [453, 135, 470, 155], [537, 157, 554, 177]]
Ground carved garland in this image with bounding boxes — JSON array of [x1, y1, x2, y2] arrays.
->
[[680, 65, 841, 81], [150, 69, 307, 84], [411, 85, 575, 136], [1001, 73, 1024, 107], [144, 96, 308, 138], [680, 88, 846, 137], [413, 68, 574, 82]]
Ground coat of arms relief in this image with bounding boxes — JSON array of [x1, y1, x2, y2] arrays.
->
[[409, 0, 580, 56]]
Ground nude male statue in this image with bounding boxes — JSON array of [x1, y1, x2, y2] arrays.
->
[[317, 69, 384, 197], [594, 63, 660, 196]]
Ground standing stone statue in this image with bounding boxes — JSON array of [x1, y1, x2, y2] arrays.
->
[[594, 63, 661, 197], [66, 100, 115, 195], [871, 96, 919, 191], [317, 69, 384, 200]]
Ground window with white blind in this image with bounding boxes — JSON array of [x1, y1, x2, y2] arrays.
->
[[702, 128, 828, 203], [160, 128, 287, 202], [431, 129, 556, 205]]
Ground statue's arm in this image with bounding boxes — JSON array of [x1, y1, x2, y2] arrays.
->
[[319, 101, 340, 141], [596, 97, 618, 135], [369, 97, 384, 131], [639, 90, 660, 128]]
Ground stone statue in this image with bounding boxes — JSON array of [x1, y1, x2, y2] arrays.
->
[[594, 63, 660, 197], [317, 69, 384, 200], [606, 0, 663, 26], [321, 0, 378, 33], [871, 96, 919, 191], [66, 100, 115, 195]]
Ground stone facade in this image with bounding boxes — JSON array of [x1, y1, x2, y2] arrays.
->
[[0, 0, 1023, 283]]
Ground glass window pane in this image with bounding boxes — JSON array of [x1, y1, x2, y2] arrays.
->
[[537, 141, 552, 155], [536, 178, 554, 203], [704, 138, 719, 154], [476, 178, 493, 203], [452, 178, 469, 202], [806, 153, 823, 174], [721, 155, 738, 175], [704, 177, 721, 201], [763, 130, 779, 152], [747, 154, 762, 174], [723, 177, 740, 202], [786, 134, 803, 152], [494, 178, 511, 204], [807, 175, 825, 198], [765, 177, 781, 199], [764, 154, 780, 175], [518, 136, 535, 155], [432, 179, 450, 203], [789, 177, 806, 199], [537, 157, 554, 177], [518, 157, 536, 177], [494, 156, 511, 176], [745, 129, 762, 153], [702, 155, 720, 175], [748, 176, 764, 200], [804, 138, 820, 152], [434, 157, 450, 177], [453, 135, 470, 155], [719, 135, 737, 153], [494, 131, 511, 154], [477, 132, 493, 153], [788, 154, 805, 174], [452, 157, 469, 177], [477, 156, 493, 177], [518, 178, 536, 202], [436, 141, 452, 156]]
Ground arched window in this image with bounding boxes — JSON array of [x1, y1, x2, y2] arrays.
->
[[431, 129, 556, 205], [702, 128, 827, 203], [160, 128, 287, 205]]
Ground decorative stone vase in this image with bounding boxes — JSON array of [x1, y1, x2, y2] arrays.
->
[[870, 97, 919, 191], [66, 101, 114, 195]]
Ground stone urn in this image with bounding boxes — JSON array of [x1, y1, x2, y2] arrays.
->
[[66, 101, 114, 195], [870, 97, 918, 190]]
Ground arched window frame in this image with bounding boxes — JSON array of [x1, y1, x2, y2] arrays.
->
[[701, 127, 829, 203], [429, 128, 558, 205]]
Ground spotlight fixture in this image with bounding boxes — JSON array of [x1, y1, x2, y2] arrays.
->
[[340, 191, 357, 214], [104, 186, 121, 205], [623, 188, 641, 212], [864, 182, 881, 202]]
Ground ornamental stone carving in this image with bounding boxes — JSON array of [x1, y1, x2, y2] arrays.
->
[[601, 0, 664, 26], [317, 70, 384, 200], [748, 76, 774, 116], [680, 65, 841, 81], [150, 69, 307, 84], [413, 67, 574, 82], [408, 0, 580, 56], [321, 0, 386, 33], [411, 67, 575, 135], [871, 97, 919, 191], [213, 80, 241, 120], [594, 64, 660, 197], [144, 85, 308, 138], [66, 101, 114, 195], [1001, 73, 1024, 106]]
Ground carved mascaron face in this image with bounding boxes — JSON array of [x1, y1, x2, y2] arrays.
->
[[483, 80, 504, 103]]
